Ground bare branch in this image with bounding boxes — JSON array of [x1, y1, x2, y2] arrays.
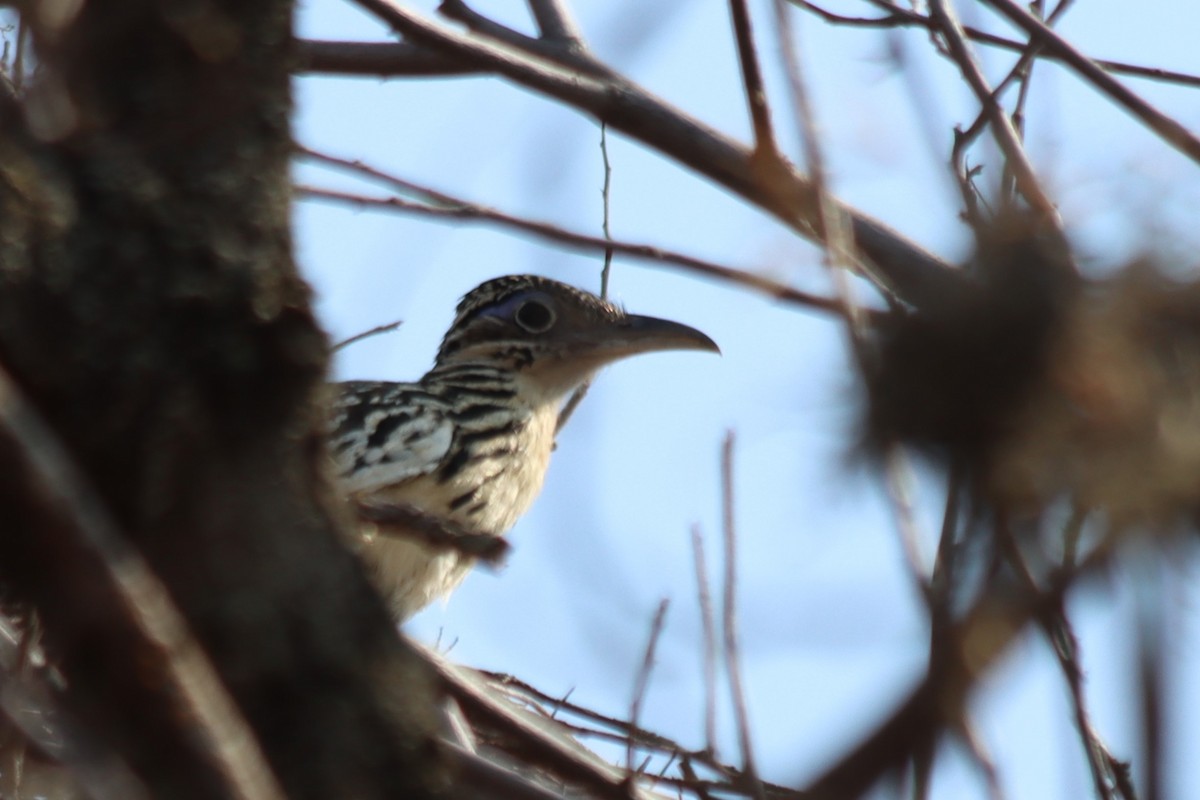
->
[[791, 0, 1200, 89], [333, 318, 404, 351], [297, 39, 472, 77], [926, 0, 1061, 226], [719, 432, 764, 800], [353, 500, 510, 564], [978, 0, 1200, 166], [526, 0, 585, 48], [727, 0, 780, 159], [691, 526, 719, 757], [296, 182, 853, 318], [344, 0, 964, 310]]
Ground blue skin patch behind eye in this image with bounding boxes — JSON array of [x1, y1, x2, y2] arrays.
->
[[477, 291, 545, 324]]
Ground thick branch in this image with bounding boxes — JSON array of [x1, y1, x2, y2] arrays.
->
[[341, 2, 969, 309]]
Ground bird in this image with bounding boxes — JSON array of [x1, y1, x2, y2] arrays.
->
[[329, 274, 719, 621]]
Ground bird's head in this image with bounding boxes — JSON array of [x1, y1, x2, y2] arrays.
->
[[434, 275, 719, 401]]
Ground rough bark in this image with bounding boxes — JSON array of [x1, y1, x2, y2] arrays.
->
[[0, 2, 448, 797]]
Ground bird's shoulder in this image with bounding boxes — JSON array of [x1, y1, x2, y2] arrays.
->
[[330, 380, 455, 494]]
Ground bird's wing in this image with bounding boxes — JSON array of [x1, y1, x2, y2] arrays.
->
[[330, 381, 454, 495]]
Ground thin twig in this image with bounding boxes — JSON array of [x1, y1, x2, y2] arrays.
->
[[626, 599, 670, 775], [977, 0, 1200, 167], [297, 39, 471, 76], [332, 319, 403, 351], [883, 448, 934, 604], [948, 0, 1076, 219], [995, 518, 1121, 800], [786, 1, 1200, 89], [353, 500, 510, 563], [439, 0, 614, 79], [427, 647, 659, 800], [926, 0, 1061, 226], [297, 148, 853, 316], [719, 432, 764, 800], [804, 543, 1114, 798], [296, 183, 851, 318], [526, 0, 584, 47], [727, 0, 780, 159], [691, 525, 719, 757], [600, 122, 615, 299], [957, 719, 1005, 800], [344, 0, 963, 310]]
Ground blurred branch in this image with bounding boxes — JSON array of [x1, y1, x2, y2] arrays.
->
[[0, 364, 284, 800], [296, 181, 852, 318], [474, 670, 804, 799], [728, 0, 782, 160], [949, 0, 1076, 219], [926, 0, 1061, 227], [353, 500, 510, 564], [297, 39, 472, 76], [719, 433, 765, 800], [996, 520, 1130, 800], [526, 0, 585, 46], [333, 318, 404, 351], [790, 1, 1200, 89], [978, 0, 1200, 166], [333, 0, 967, 310], [690, 526, 719, 757], [804, 541, 1114, 798]]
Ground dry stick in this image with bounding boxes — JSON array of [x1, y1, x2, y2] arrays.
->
[[332, 318, 403, 351], [776, 10, 943, 794], [719, 432, 765, 800], [926, 0, 1061, 228], [790, 0, 1200, 89], [353, 500, 510, 563], [1135, 568, 1163, 800], [296, 39, 471, 76], [691, 525, 719, 757], [775, 0, 933, 608], [525, 0, 584, 47], [480, 668, 796, 796], [728, 0, 781, 159], [428, 648, 656, 800], [626, 599, 670, 776], [978, 0, 1200, 167], [957, 719, 1005, 800], [994, 519, 1120, 800], [949, 0, 1076, 214], [298, 147, 847, 316], [999, 0, 1056, 203], [344, 0, 962, 310], [439, 0, 615, 80], [297, 183, 849, 318], [804, 543, 1114, 799], [0, 367, 285, 800]]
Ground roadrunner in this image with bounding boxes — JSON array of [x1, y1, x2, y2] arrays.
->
[[331, 275, 719, 620]]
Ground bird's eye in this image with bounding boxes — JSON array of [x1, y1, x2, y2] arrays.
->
[[514, 299, 556, 333]]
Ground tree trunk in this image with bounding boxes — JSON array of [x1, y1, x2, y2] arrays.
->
[[0, 2, 447, 797]]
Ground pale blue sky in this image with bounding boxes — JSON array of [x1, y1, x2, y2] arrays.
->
[[295, 2, 1200, 797]]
